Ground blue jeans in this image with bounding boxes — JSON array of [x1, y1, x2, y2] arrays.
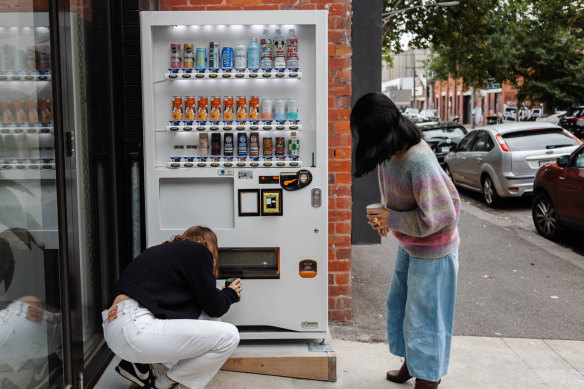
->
[[386, 245, 459, 382]]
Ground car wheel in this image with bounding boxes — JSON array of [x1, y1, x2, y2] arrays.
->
[[482, 175, 500, 207], [444, 165, 454, 183], [532, 193, 560, 240]]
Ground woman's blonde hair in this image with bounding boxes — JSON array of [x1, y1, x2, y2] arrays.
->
[[167, 226, 219, 277]]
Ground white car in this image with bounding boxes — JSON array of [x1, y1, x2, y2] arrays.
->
[[420, 109, 440, 122], [403, 108, 421, 123]]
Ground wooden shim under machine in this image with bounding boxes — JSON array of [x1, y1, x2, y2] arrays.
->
[[220, 341, 337, 382]]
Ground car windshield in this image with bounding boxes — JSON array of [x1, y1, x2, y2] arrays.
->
[[566, 107, 584, 117], [405, 108, 419, 114], [422, 127, 467, 139], [502, 129, 579, 151]]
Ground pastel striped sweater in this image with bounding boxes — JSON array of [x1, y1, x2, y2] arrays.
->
[[379, 140, 460, 258]]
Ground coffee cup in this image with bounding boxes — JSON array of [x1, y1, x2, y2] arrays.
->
[[366, 203, 384, 226]]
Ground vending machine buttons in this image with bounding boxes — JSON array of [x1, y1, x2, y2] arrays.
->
[[259, 176, 280, 184], [299, 259, 317, 278]]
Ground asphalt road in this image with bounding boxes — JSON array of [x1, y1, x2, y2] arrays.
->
[[330, 191, 584, 342]]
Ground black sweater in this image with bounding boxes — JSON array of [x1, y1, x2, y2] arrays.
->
[[114, 240, 237, 319]]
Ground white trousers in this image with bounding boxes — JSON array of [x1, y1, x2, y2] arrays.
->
[[102, 299, 239, 389]]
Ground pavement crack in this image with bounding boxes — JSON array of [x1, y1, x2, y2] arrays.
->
[[500, 338, 551, 388], [542, 339, 584, 378]]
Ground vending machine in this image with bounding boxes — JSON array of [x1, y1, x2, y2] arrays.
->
[[140, 11, 328, 340]]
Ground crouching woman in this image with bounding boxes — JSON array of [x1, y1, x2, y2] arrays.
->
[[102, 226, 242, 389]]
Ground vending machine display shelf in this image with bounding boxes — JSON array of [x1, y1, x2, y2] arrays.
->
[[163, 69, 302, 81], [161, 123, 302, 132], [0, 72, 52, 81], [0, 165, 56, 178], [0, 125, 54, 134], [165, 160, 302, 169]]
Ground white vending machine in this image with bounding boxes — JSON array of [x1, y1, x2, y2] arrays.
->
[[140, 10, 328, 340]]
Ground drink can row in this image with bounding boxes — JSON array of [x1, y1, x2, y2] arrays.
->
[[0, 44, 51, 71], [1, 98, 51, 122], [170, 44, 181, 69], [209, 42, 220, 69], [172, 134, 294, 158], [183, 44, 194, 69], [260, 98, 298, 120], [172, 96, 237, 121]]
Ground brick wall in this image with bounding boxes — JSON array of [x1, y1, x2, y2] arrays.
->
[[159, 0, 353, 323]]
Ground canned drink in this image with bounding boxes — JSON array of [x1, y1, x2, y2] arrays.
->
[[223, 96, 234, 121], [170, 44, 181, 69], [237, 132, 248, 156], [197, 96, 208, 120], [15, 99, 27, 122], [210, 96, 222, 120], [28, 99, 38, 122], [249, 132, 260, 156], [209, 42, 220, 69], [195, 48, 207, 69], [221, 47, 234, 69], [26, 46, 36, 70], [261, 99, 273, 120], [224, 133, 234, 156], [262, 137, 273, 156], [236, 96, 247, 120], [0, 45, 12, 71], [274, 99, 286, 121], [235, 44, 246, 69], [275, 136, 285, 156], [41, 98, 52, 122], [249, 96, 260, 120], [199, 133, 209, 157], [1, 99, 15, 122], [14, 50, 26, 71], [286, 99, 298, 120], [184, 96, 196, 120], [183, 44, 194, 69], [37, 45, 51, 70], [172, 96, 183, 120], [211, 133, 221, 155]]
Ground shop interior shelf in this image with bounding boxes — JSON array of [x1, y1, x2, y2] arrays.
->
[[161, 69, 302, 81], [161, 159, 302, 169], [0, 125, 54, 134], [159, 123, 302, 132], [0, 167, 56, 179], [0, 72, 52, 81]]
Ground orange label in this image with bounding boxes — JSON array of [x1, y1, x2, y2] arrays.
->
[[184, 97, 196, 120], [223, 97, 234, 120], [172, 97, 183, 120], [249, 96, 259, 120], [236, 97, 247, 120], [210, 97, 221, 120], [197, 97, 208, 120]]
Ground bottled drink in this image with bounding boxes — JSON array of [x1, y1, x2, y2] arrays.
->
[[286, 99, 298, 120], [235, 44, 246, 69], [198, 134, 208, 157], [260, 29, 273, 69], [224, 133, 234, 156], [249, 132, 260, 156], [288, 132, 300, 156], [286, 29, 299, 68], [272, 29, 286, 69], [274, 99, 286, 121], [247, 38, 260, 69]]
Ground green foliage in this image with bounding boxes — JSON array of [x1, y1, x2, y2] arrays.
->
[[382, 0, 584, 110]]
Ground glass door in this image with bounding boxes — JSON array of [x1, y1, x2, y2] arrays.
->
[[0, 5, 65, 389]]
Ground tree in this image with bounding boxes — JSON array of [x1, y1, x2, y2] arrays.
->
[[382, 0, 584, 111]]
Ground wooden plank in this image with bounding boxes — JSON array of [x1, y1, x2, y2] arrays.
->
[[221, 351, 336, 382]]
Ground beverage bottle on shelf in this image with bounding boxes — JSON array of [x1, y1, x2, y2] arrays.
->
[[247, 38, 260, 69], [288, 132, 300, 157], [272, 29, 286, 69], [260, 29, 273, 69], [286, 29, 299, 68], [198, 134, 208, 157], [286, 99, 298, 120], [224, 133, 234, 156]]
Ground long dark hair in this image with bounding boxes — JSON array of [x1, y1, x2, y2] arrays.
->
[[351, 92, 422, 177]]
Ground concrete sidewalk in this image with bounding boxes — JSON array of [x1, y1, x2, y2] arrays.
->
[[206, 336, 584, 389]]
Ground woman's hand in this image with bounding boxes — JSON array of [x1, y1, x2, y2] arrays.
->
[[367, 208, 391, 233], [227, 278, 243, 298]]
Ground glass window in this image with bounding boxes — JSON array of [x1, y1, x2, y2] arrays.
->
[[456, 131, 478, 152], [473, 131, 493, 151], [422, 126, 467, 139], [573, 148, 584, 168], [502, 129, 579, 151]]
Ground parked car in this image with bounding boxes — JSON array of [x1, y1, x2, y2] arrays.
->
[[443, 122, 582, 207], [532, 144, 584, 240], [417, 121, 468, 166], [558, 106, 584, 139], [536, 111, 566, 126], [403, 108, 422, 123], [419, 109, 440, 122]]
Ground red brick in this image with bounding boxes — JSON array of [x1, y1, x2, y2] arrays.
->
[[329, 160, 351, 172], [335, 198, 352, 209], [328, 30, 348, 44], [282, 4, 317, 10], [335, 222, 351, 235], [241, 5, 280, 10], [335, 247, 352, 260], [329, 309, 352, 323], [333, 15, 351, 30], [329, 210, 350, 222], [335, 172, 352, 185], [330, 146, 351, 159], [328, 109, 351, 121], [335, 121, 351, 133], [328, 43, 336, 57], [329, 133, 351, 147], [335, 69, 351, 83], [328, 296, 337, 309], [160, 0, 195, 5], [329, 285, 351, 296], [329, 235, 350, 246], [328, 247, 335, 260], [335, 295, 352, 308], [328, 96, 334, 108], [329, 57, 351, 70], [206, 5, 243, 9], [328, 222, 335, 234], [329, 83, 351, 96], [328, 273, 335, 285], [330, 184, 351, 197], [329, 260, 351, 272], [190, 0, 223, 4], [335, 95, 351, 108], [226, 0, 261, 4], [329, 3, 352, 16]]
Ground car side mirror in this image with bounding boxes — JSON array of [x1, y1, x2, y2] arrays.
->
[[557, 155, 570, 167], [450, 144, 457, 152]]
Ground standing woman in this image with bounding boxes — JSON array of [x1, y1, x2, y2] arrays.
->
[[102, 226, 242, 389], [351, 93, 460, 389]]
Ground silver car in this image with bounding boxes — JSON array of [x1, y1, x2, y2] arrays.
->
[[444, 122, 582, 206]]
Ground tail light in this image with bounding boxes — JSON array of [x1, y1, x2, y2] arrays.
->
[[495, 133, 511, 152], [563, 129, 583, 145], [427, 142, 436, 149]]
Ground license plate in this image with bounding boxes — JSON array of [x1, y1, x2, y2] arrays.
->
[[441, 146, 451, 152], [539, 160, 553, 166]]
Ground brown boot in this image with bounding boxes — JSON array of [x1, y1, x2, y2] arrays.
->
[[386, 360, 412, 383], [414, 378, 441, 388]]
